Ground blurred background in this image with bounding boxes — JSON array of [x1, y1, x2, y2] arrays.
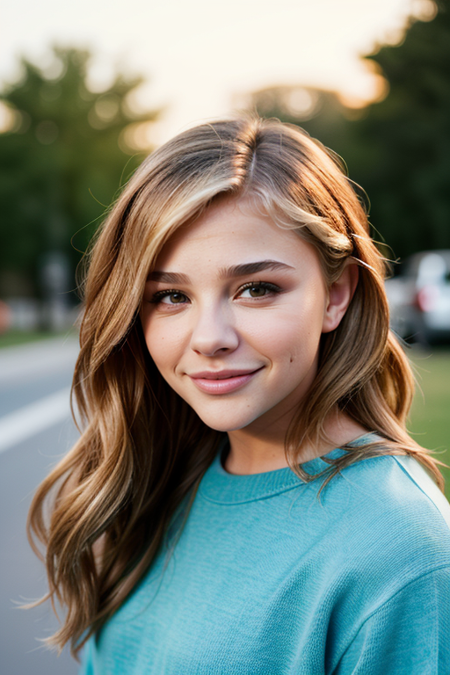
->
[[1, 0, 449, 673]]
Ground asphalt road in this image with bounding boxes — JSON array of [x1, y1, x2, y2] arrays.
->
[[0, 336, 81, 675]]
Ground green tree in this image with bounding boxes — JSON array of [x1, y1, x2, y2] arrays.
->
[[357, 0, 450, 257], [0, 46, 159, 298], [250, 0, 450, 261]]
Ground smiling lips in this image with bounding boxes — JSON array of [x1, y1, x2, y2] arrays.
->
[[188, 368, 263, 394]]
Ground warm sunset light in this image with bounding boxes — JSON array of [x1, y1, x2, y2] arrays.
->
[[1, 0, 437, 145]]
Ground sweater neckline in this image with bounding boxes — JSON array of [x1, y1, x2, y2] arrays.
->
[[199, 433, 376, 505]]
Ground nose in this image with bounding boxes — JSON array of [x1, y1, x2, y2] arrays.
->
[[189, 301, 239, 357]]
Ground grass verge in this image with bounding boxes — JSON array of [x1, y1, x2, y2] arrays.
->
[[0, 329, 79, 349], [408, 347, 450, 499], [0, 330, 63, 349]]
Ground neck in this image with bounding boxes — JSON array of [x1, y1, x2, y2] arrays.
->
[[224, 409, 369, 475]]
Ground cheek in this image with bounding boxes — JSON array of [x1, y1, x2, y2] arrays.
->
[[141, 314, 186, 375], [246, 304, 323, 362]]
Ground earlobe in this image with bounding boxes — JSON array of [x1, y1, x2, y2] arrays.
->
[[322, 262, 359, 333]]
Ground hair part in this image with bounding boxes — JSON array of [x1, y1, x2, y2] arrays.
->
[[27, 114, 445, 656]]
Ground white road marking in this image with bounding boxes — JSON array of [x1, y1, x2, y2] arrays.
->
[[0, 387, 72, 454]]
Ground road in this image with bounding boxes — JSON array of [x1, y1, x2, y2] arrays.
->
[[0, 336, 81, 675]]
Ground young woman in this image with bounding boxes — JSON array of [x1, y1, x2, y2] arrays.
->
[[29, 116, 450, 674]]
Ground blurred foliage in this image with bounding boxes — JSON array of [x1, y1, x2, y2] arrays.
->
[[250, 0, 450, 262], [0, 46, 158, 298]]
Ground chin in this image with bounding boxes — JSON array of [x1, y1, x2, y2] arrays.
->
[[197, 418, 247, 433], [193, 410, 259, 433]]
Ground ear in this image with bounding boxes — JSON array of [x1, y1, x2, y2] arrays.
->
[[322, 260, 359, 334]]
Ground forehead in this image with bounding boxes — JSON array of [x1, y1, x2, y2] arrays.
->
[[154, 196, 318, 271]]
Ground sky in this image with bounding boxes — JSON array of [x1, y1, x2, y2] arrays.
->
[[0, 0, 435, 145]]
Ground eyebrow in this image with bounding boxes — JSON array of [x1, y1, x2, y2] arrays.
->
[[147, 271, 190, 284], [147, 260, 294, 284], [220, 260, 295, 277]]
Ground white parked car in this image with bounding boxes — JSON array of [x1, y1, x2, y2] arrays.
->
[[385, 250, 450, 345]]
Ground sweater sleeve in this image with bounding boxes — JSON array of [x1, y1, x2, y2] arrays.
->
[[333, 567, 450, 675]]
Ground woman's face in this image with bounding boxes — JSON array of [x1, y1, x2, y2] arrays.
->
[[141, 197, 343, 434]]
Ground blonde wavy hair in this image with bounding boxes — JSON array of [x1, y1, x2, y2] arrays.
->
[[28, 115, 444, 656]]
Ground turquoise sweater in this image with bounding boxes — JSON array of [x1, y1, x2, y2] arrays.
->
[[81, 446, 450, 674]]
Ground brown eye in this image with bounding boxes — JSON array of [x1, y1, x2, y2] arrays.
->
[[151, 290, 190, 306], [248, 285, 267, 297], [163, 292, 187, 304], [238, 282, 281, 300]]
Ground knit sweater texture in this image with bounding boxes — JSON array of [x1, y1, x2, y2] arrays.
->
[[80, 444, 450, 674]]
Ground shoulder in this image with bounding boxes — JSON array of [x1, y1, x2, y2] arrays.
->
[[315, 454, 450, 664], [387, 453, 450, 529], [318, 452, 450, 577], [337, 451, 450, 528]]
